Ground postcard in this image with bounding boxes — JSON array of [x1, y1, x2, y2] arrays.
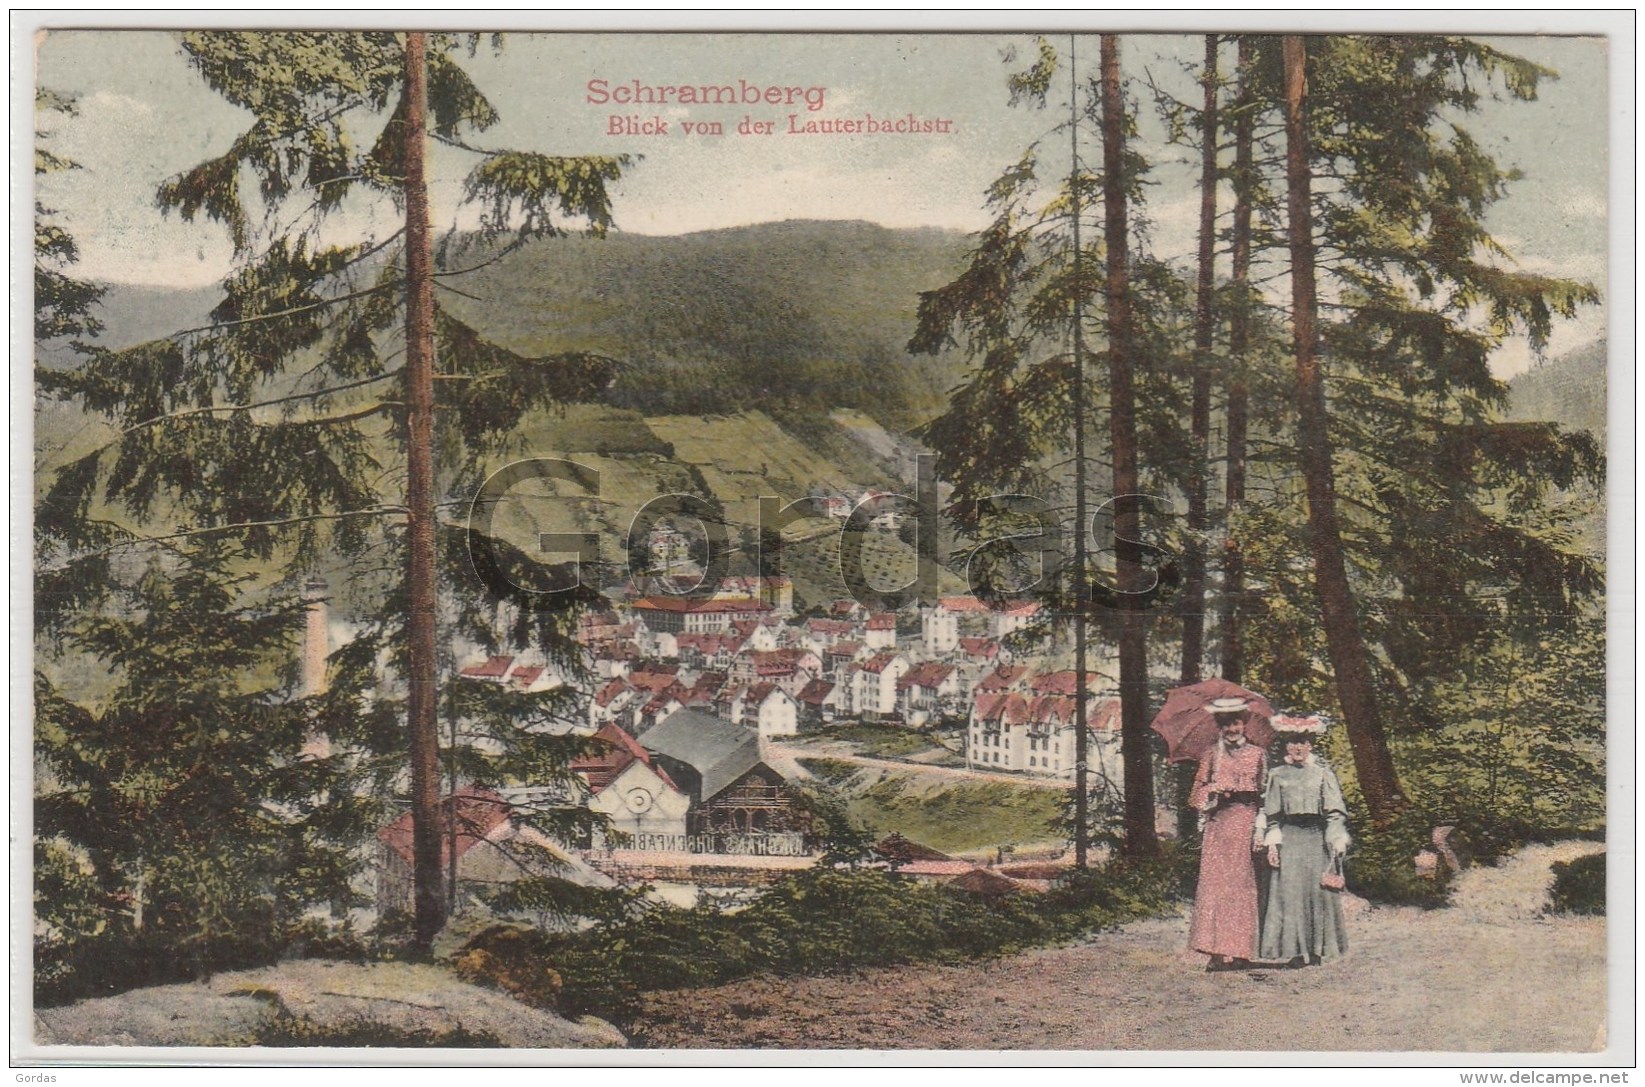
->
[[16, 12, 1631, 1072]]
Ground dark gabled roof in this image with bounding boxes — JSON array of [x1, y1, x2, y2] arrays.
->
[[378, 786, 511, 865], [639, 708, 768, 802], [796, 678, 835, 706], [460, 655, 514, 679], [898, 662, 956, 691]]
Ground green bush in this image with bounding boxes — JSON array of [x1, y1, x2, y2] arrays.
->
[[1344, 810, 1453, 909], [1549, 852, 1605, 915], [538, 850, 1190, 1027]]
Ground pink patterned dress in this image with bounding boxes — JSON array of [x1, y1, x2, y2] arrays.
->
[[1187, 740, 1267, 959]]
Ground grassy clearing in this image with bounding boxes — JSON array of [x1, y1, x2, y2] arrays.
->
[[814, 723, 950, 760], [798, 759, 1066, 856]]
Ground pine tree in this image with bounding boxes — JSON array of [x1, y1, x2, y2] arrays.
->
[[912, 35, 1169, 861], [1254, 35, 1602, 821], [36, 31, 630, 950], [35, 542, 368, 1001], [1178, 33, 1220, 686]]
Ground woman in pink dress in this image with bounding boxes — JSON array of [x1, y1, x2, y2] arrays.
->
[[1187, 697, 1268, 970]]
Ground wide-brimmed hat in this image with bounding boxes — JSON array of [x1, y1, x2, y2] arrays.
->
[[1271, 713, 1328, 738], [1208, 697, 1249, 716]]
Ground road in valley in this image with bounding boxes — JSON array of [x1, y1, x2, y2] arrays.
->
[[765, 739, 1076, 789]]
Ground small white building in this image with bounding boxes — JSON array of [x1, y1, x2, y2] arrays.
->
[[589, 758, 693, 842], [863, 612, 898, 651], [850, 651, 911, 722], [738, 681, 799, 741]]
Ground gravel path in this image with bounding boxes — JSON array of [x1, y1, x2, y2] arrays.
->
[[630, 841, 1608, 1052]]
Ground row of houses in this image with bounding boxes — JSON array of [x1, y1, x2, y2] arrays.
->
[[580, 580, 1066, 735], [965, 667, 1125, 782]]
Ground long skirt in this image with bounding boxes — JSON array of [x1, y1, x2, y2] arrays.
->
[[1259, 822, 1348, 961], [1189, 801, 1263, 959]]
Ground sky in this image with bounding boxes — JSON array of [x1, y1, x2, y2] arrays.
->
[[31, 28, 1612, 378]]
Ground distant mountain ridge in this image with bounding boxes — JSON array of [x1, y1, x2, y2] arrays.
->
[[44, 223, 1606, 444], [49, 219, 973, 434], [1507, 338, 1607, 440]]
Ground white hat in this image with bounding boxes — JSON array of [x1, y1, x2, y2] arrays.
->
[[1272, 713, 1328, 737], [1208, 697, 1249, 715]]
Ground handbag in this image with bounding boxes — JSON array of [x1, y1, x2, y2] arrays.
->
[[1320, 852, 1346, 892]]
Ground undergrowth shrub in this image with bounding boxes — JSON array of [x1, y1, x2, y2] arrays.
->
[[536, 848, 1190, 1026], [1548, 852, 1605, 915], [1343, 810, 1452, 909]]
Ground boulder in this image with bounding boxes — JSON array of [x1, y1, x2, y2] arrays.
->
[[31, 960, 626, 1050]]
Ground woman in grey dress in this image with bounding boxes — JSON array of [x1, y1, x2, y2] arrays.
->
[[1258, 716, 1351, 965]]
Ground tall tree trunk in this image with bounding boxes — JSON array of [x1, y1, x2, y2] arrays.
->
[[404, 30, 446, 948], [1180, 33, 1219, 685], [1282, 36, 1406, 822], [1069, 34, 1091, 869], [1219, 36, 1255, 684], [1101, 34, 1160, 861]]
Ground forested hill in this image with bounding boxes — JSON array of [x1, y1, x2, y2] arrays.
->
[[1507, 338, 1607, 440], [42, 224, 1605, 444], [47, 220, 972, 434], [435, 220, 971, 432]]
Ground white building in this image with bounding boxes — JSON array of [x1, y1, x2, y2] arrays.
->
[[850, 652, 911, 722], [737, 682, 800, 742]]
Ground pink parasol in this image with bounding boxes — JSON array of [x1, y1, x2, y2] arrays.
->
[[1149, 678, 1277, 764]]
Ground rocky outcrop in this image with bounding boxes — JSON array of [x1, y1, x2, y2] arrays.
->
[[32, 960, 627, 1050]]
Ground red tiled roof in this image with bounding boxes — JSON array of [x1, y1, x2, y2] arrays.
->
[[866, 612, 896, 630], [975, 691, 1119, 732], [856, 652, 903, 675], [806, 619, 854, 637], [796, 678, 835, 706], [898, 662, 955, 691], [752, 649, 809, 676], [509, 665, 545, 688], [460, 655, 514, 679], [633, 596, 771, 614], [977, 665, 1029, 692], [692, 670, 728, 693], [644, 685, 684, 714], [571, 723, 674, 793], [997, 600, 1044, 618], [938, 595, 990, 613], [677, 633, 736, 655], [958, 637, 999, 657], [594, 678, 631, 708], [378, 786, 512, 865], [746, 681, 786, 706], [828, 640, 863, 657], [1027, 693, 1078, 726]]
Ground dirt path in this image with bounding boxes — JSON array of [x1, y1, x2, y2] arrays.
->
[[630, 841, 1608, 1052]]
